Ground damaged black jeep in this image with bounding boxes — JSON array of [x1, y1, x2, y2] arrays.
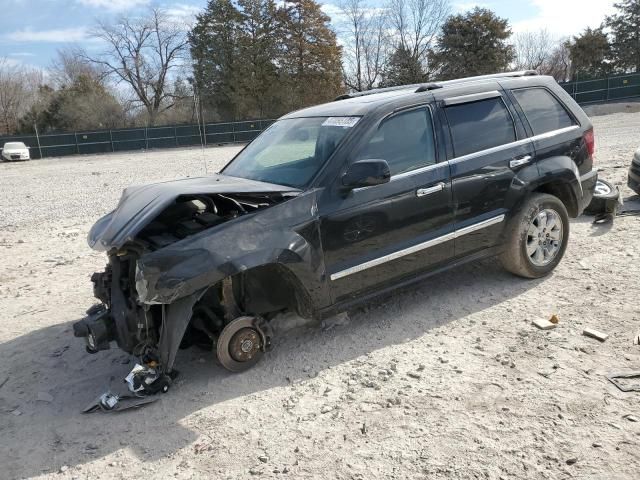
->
[[74, 72, 597, 389]]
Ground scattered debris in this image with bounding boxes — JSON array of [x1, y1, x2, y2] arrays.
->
[[623, 414, 638, 422], [566, 457, 578, 465], [83, 392, 159, 413], [532, 318, 557, 330], [583, 328, 609, 342], [606, 371, 640, 392], [407, 372, 422, 379], [634, 333, 640, 346], [258, 455, 269, 463], [549, 314, 559, 324]]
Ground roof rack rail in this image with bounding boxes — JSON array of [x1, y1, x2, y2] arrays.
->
[[333, 71, 538, 101]]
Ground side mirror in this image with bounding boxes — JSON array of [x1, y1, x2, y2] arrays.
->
[[342, 159, 391, 190]]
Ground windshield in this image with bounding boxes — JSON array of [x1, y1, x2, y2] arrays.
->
[[222, 116, 359, 188], [4, 142, 26, 149]]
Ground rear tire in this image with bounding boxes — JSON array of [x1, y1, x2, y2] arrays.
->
[[500, 193, 569, 279]]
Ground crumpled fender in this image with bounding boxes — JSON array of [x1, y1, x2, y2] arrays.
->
[[135, 190, 330, 308]]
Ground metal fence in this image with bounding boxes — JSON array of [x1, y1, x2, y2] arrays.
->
[[560, 72, 640, 105], [0, 119, 275, 160]]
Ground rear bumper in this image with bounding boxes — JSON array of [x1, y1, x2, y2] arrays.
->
[[579, 169, 598, 212]]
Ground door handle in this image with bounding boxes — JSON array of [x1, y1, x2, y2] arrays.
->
[[510, 155, 532, 169], [416, 182, 445, 197]]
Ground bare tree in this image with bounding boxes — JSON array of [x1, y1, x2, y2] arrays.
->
[[0, 58, 42, 135], [544, 40, 572, 82], [84, 8, 189, 125], [338, 0, 390, 91], [50, 47, 105, 88], [513, 30, 554, 71], [386, 0, 449, 75]]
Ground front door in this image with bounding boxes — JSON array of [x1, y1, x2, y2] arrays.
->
[[319, 105, 454, 303]]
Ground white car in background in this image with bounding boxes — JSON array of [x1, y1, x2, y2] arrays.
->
[[1, 142, 30, 161]]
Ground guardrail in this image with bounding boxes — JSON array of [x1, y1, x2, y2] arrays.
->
[[0, 119, 275, 160], [560, 73, 640, 105]]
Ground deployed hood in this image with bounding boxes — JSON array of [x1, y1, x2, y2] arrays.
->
[[88, 174, 300, 251]]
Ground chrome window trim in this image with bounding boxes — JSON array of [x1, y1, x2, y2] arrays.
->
[[329, 214, 505, 281], [448, 125, 580, 165], [352, 124, 580, 191]]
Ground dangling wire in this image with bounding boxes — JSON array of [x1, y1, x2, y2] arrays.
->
[[194, 90, 208, 175]]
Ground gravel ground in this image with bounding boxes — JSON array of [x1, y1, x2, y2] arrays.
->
[[0, 113, 639, 480]]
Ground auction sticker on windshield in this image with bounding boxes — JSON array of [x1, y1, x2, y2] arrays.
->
[[322, 117, 360, 128]]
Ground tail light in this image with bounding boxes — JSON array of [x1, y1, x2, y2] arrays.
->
[[584, 128, 595, 159]]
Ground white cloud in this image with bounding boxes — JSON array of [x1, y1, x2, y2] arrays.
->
[[453, 2, 491, 12], [165, 3, 202, 24], [3, 27, 90, 43], [8, 52, 35, 57], [76, 0, 150, 11], [512, 0, 616, 37]]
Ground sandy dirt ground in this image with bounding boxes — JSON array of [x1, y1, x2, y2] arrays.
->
[[1, 114, 639, 480]]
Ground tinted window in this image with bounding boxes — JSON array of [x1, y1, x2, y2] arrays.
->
[[445, 97, 516, 157], [512, 87, 576, 135], [223, 116, 357, 188], [355, 108, 436, 176]]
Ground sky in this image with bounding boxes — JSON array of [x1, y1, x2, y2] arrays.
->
[[0, 0, 619, 70]]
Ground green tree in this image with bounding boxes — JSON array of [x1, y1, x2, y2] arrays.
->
[[189, 0, 244, 121], [237, 0, 282, 118], [567, 28, 613, 80], [606, 0, 640, 72], [278, 0, 343, 110], [430, 7, 514, 80], [380, 45, 425, 86]]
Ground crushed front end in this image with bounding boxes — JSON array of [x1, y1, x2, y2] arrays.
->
[[72, 174, 303, 389]]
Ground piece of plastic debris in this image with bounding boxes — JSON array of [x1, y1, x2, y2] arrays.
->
[[606, 371, 640, 392], [532, 318, 557, 330], [583, 328, 609, 342], [549, 314, 559, 324], [82, 392, 158, 413]]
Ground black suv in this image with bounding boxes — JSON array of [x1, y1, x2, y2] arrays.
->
[[74, 71, 597, 382]]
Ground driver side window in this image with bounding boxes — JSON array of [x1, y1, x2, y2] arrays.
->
[[355, 107, 436, 176]]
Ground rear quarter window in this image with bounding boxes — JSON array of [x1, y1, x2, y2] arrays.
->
[[511, 87, 576, 135], [445, 97, 516, 157]]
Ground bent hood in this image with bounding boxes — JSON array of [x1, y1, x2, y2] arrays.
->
[[88, 174, 300, 251]]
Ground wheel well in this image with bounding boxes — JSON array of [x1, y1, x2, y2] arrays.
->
[[533, 181, 579, 217], [236, 264, 314, 319]]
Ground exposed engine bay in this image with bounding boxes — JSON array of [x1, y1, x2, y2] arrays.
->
[[73, 178, 309, 396]]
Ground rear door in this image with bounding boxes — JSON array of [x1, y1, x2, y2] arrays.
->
[[437, 87, 533, 257], [320, 105, 454, 302]]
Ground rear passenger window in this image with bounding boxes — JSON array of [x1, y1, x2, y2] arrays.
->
[[512, 88, 576, 135], [355, 107, 436, 176], [445, 97, 516, 157]]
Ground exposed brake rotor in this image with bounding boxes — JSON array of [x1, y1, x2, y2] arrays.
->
[[216, 316, 271, 372]]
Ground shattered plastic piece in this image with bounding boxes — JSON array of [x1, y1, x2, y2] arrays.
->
[[532, 318, 556, 330], [583, 328, 609, 342], [82, 392, 159, 413], [606, 371, 640, 393]]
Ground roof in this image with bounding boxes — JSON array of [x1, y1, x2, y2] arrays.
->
[[281, 71, 544, 119]]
